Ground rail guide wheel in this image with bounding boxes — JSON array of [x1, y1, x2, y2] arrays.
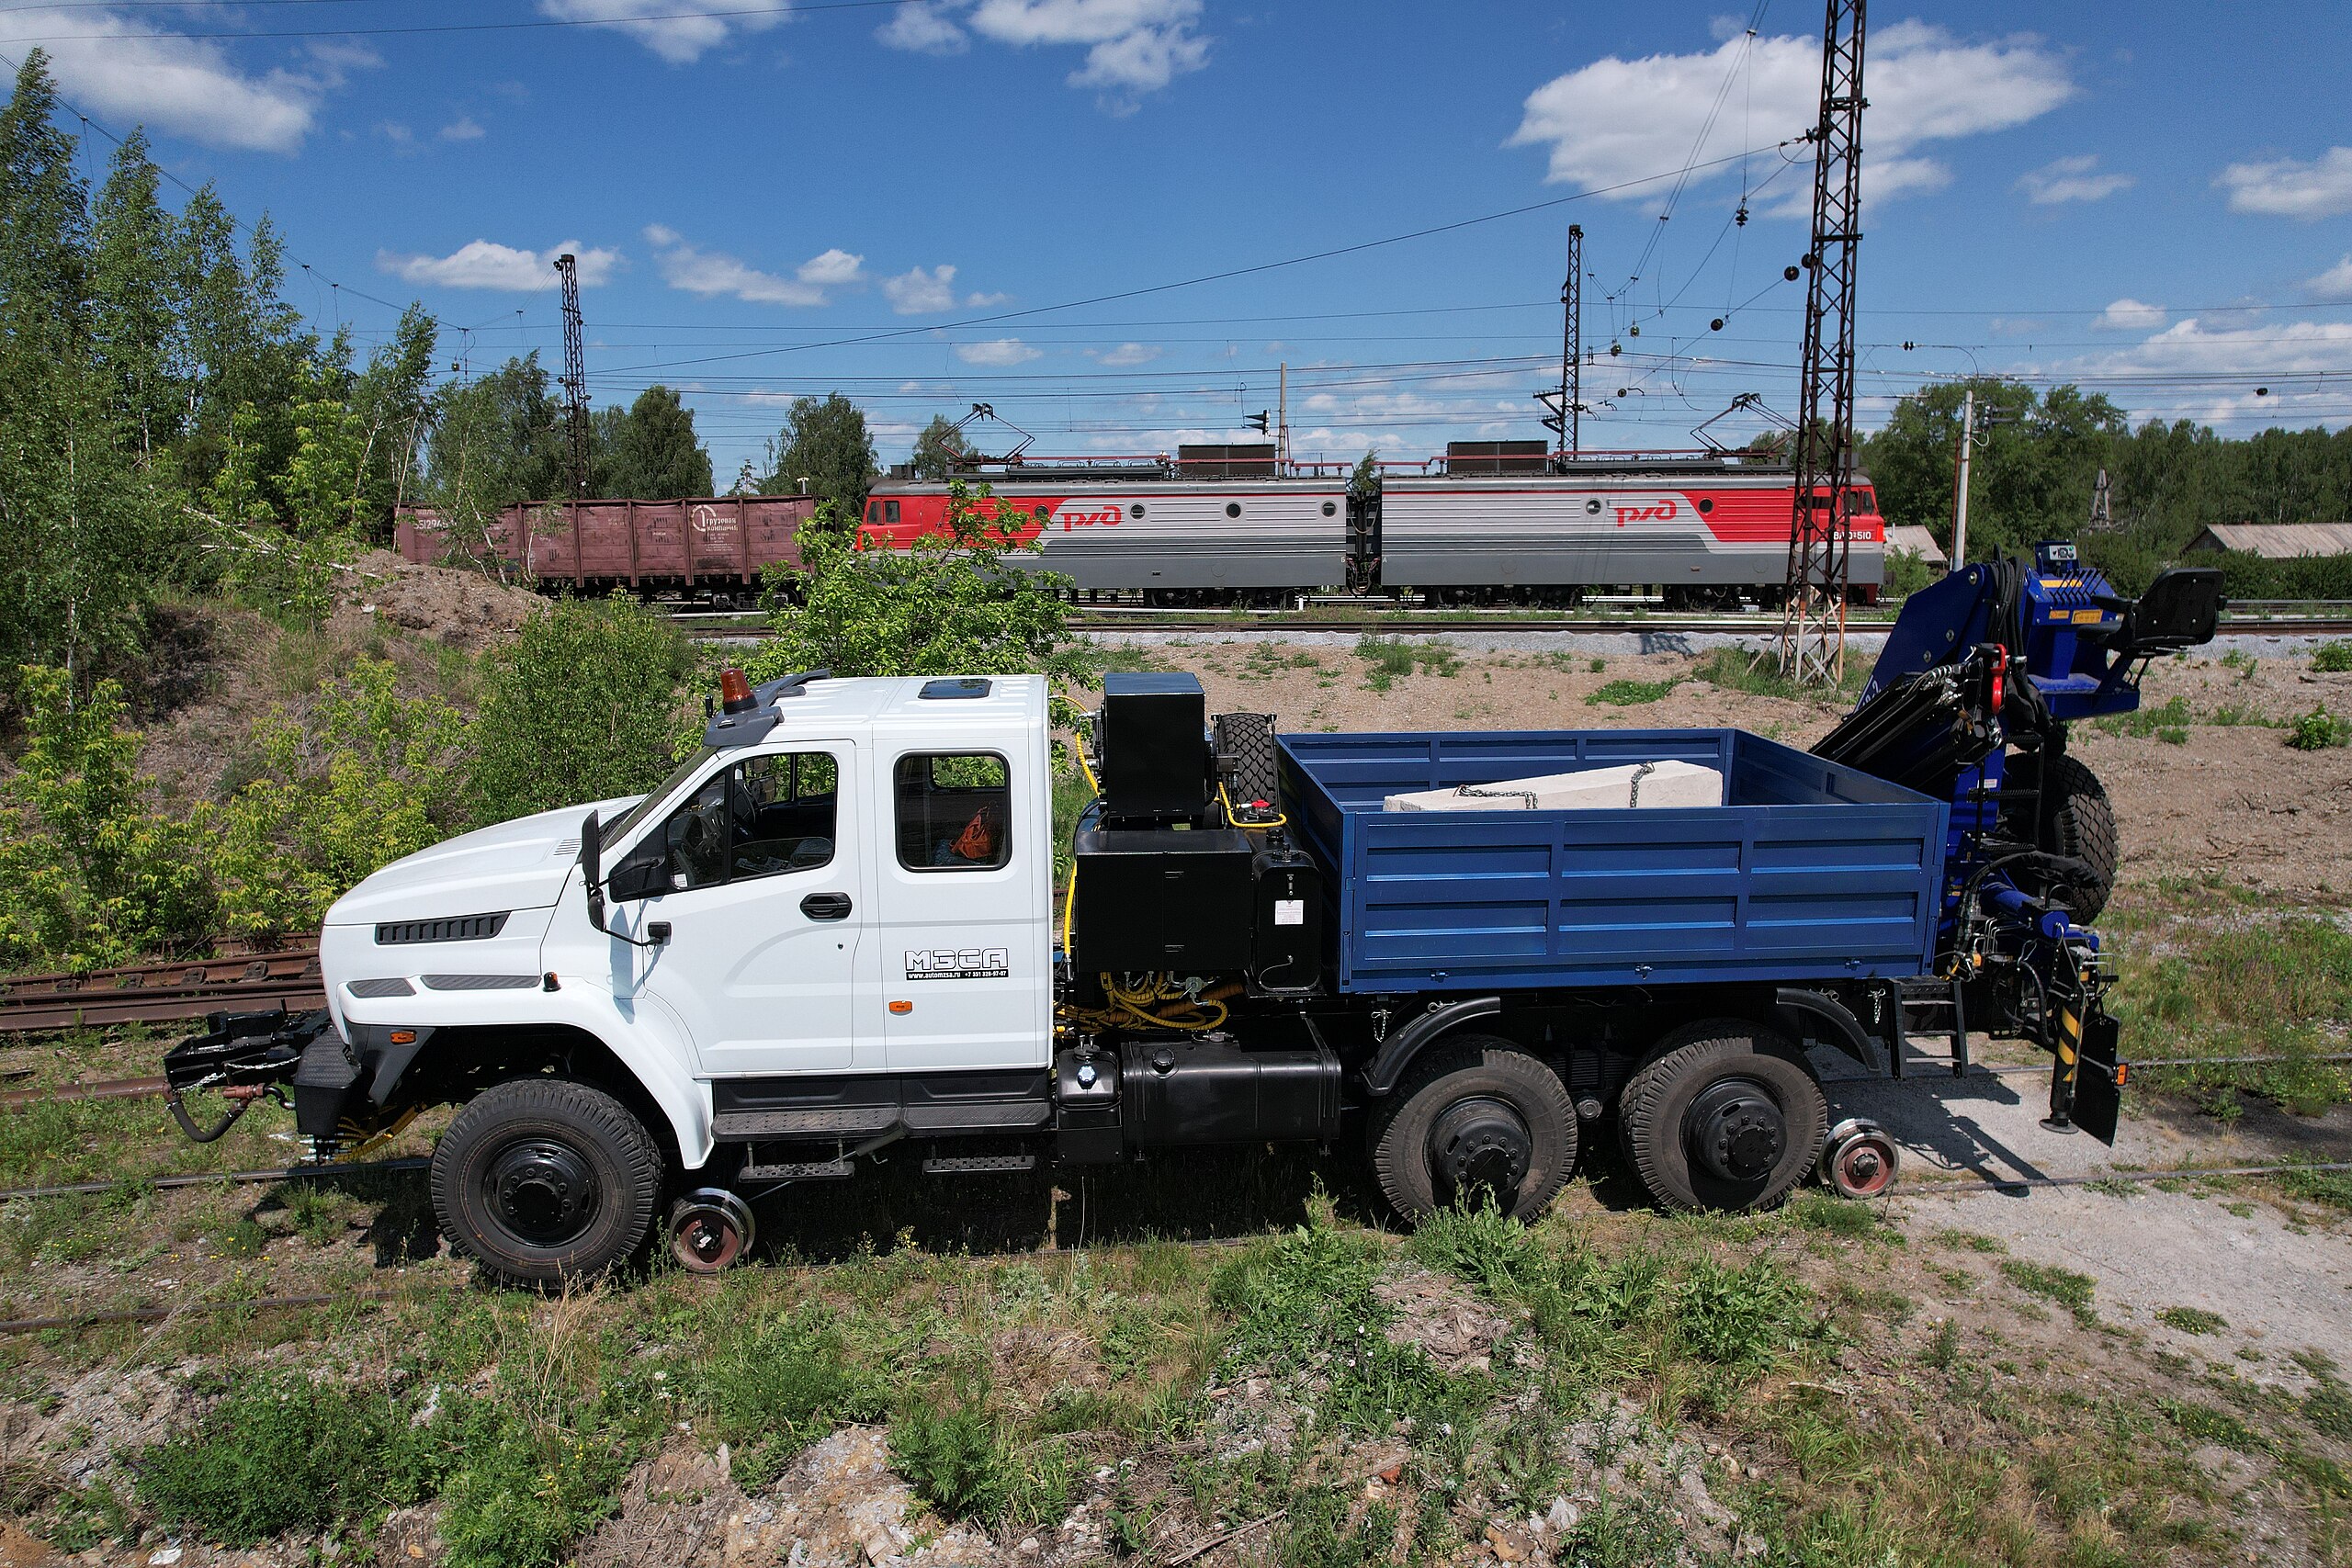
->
[[668, 1187, 756, 1272], [1821, 1118, 1900, 1200]]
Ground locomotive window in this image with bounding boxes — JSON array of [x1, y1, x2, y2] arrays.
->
[[895, 753, 1012, 872], [1035, 504, 1051, 521], [1322, 501, 1337, 516], [1130, 503, 1145, 519], [1225, 502, 1242, 518], [864, 500, 878, 523], [884, 500, 901, 525], [1697, 498, 1714, 514], [1585, 499, 1602, 515]]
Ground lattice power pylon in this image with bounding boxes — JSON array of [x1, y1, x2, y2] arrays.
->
[[555, 253, 591, 503], [1536, 223, 1584, 467], [1777, 0, 1867, 684]]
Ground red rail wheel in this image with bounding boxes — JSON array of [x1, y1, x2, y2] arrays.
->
[[668, 1188, 755, 1272], [1822, 1119, 1899, 1200]]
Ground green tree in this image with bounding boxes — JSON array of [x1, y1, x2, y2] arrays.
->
[[347, 305, 439, 532], [468, 597, 697, 826], [748, 482, 1091, 719], [0, 51, 89, 335], [419, 354, 569, 575], [87, 129, 182, 459], [0, 666, 212, 968], [1348, 449, 1380, 499], [910, 413, 972, 480], [760, 392, 876, 515], [597, 385, 712, 499]]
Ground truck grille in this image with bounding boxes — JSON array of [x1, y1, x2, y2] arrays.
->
[[374, 913, 509, 946]]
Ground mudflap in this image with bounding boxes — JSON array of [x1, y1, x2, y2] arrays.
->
[[2071, 1010, 2124, 1147]]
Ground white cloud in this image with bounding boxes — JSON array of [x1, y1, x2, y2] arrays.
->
[[1509, 20, 2073, 210], [2301, 255, 2352, 304], [644, 227, 833, 305], [796, 247, 865, 287], [2216, 147, 2352, 220], [0, 8, 376, 153], [955, 337, 1043, 366], [438, 116, 486, 141], [877, 0, 1208, 107], [377, 240, 620, 291], [876, 1, 968, 55], [2058, 315, 2352, 429], [2016, 152, 2132, 206], [2094, 298, 2167, 332], [883, 265, 959, 314], [966, 290, 1012, 307], [379, 121, 415, 148], [536, 0, 788, 64], [1090, 342, 1161, 367]]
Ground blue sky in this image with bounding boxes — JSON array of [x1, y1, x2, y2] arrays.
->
[[6, 0, 2351, 481]]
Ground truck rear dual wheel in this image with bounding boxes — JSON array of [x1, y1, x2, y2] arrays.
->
[[1372, 1038, 1577, 1222], [1618, 1021, 1825, 1212], [432, 1077, 663, 1289]]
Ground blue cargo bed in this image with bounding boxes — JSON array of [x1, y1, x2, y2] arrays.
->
[[1279, 728, 1949, 994]]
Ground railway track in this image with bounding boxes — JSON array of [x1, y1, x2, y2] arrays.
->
[[0, 941, 323, 1033], [684, 614, 2352, 640]]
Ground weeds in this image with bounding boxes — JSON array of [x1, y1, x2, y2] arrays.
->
[[694, 1303, 884, 1487], [1355, 637, 1460, 692], [1693, 646, 1867, 700], [890, 1383, 1074, 1527], [2314, 639, 2352, 673], [2289, 706, 2349, 750], [1586, 678, 1679, 706], [2000, 1259, 2099, 1325], [2098, 693, 2193, 739], [2156, 1305, 2225, 1335]]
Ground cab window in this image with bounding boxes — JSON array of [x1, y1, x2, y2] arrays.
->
[[895, 753, 1011, 871], [884, 499, 902, 525], [650, 751, 837, 894], [864, 500, 878, 524]]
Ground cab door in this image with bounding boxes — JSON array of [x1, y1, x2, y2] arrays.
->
[[871, 749, 1049, 1071], [605, 743, 870, 1077]]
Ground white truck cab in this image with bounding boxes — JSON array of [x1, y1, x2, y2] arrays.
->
[[319, 673, 1055, 1175]]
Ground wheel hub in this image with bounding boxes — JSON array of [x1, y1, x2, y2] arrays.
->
[[1684, 1078, 1785, 1183], [1428, 1096, 1532, 1206], [485, 1138, 598, 1246]]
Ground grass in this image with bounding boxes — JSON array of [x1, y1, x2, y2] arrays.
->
[[1586, 677, 1680, 706], [2098, 693, 2194, 741], [2158, 1306, 2227, 1336], [1692, 645, 1870, 701], [2316, 640, 2352, 674], [2099, 884, 2352, 1114], [1354, 636, 1461, 692], [2000, 1259, 2099, 1325]]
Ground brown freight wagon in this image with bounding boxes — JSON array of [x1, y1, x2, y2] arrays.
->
[[394, 496, 817, 597]]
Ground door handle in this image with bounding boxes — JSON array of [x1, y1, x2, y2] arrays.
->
[[800, 891, 853, 921]]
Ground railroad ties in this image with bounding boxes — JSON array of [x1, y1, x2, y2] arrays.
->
[[0, 939, 325, 1033]]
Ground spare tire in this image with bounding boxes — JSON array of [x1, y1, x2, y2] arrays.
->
[[2039, 753, 2118, 921], [1213, 711, 1283, 823]]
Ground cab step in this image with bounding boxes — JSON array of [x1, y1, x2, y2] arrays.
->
[[921, 1153, 1037, 1176], [740, 1158, 854, 1181]]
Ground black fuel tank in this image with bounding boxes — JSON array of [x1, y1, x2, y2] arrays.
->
[[1118, 1037, 1340, 1147], [1250, 843, 1323, 993]]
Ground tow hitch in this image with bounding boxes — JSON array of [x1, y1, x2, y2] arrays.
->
[[161, 1007, 326, 1143]]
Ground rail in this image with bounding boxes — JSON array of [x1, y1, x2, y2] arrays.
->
[[0, 941, 324, 1033]]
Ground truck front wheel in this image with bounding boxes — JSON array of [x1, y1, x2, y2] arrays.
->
[[1371, 1038, 1577, 1223], [1617, 1021, 1824, 1213], [432, 1077, 663, 1288]]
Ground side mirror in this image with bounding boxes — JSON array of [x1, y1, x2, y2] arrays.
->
[[579, 810, 607, 934]]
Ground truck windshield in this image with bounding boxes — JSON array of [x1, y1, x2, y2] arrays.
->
[[604, 747, 720, 841]]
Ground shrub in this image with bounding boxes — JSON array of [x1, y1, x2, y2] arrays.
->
[[889, 1385, 1072, 1526], [2315, 640, 2352, 674], [2288, 707, 2348, 750], [468, 595, 696, 827], [1882, 547, 1937, 598], [0, 667, 213, 969], [209, 659, 468, 940]]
